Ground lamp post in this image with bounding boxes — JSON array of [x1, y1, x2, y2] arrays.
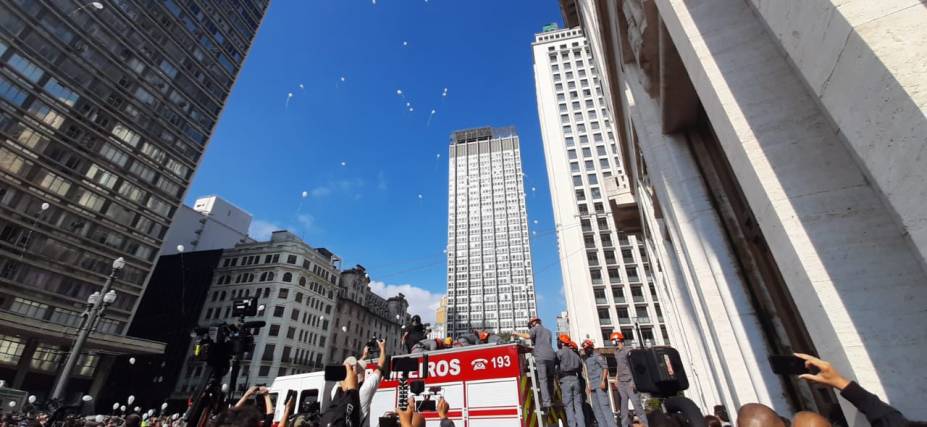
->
[[51, 257, 125, 400]]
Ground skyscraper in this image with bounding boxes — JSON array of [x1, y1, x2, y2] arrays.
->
[[531, 27, 669, 347], [445, 127, 538, 337], [0, 0, 267, 395]]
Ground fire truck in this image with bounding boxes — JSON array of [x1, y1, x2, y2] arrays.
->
[[370, 342, 565, 427]]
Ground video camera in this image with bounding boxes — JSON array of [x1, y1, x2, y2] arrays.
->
[[186, 297, 265, 427], [192, 297, 265, 372]]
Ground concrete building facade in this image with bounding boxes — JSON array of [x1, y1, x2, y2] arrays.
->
[[173, 231, 339, 398], [446, 127, 539, 337], [532, 27, 670, 348], [0, 0, 266, 397], [559, 0, 927, 423], [327, 265, 408, 363], [160, 195, 252, 255]]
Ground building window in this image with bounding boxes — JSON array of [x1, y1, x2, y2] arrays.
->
[[273, 306, 284, 317], [287, 255, 297, 264], [282, 272, 292, 282], [262, 344, 276, 361], [278, 288, 289, 299], [268, 324, 280, 336]]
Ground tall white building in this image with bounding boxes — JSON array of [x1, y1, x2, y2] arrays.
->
[[532, 27, 669, 347], [446, 127, 538, 337], [160, 195, 253, 255]]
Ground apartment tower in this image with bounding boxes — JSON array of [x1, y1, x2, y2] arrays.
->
[[0, 0, 267, 396], [445, 127, 538, 337], [531, 27, 669, 347]]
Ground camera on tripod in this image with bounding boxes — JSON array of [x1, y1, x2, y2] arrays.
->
[[186, 297, 265, 427], [192, 297, 264, 370]]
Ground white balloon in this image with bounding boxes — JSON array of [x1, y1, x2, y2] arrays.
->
[[531, 187, 536, 191], [533, 220, 539, 224], [134, 406, 141, 413], [396, 89, 402, 95], [161, 403, 168, 410], [221, 384, 229, 393], [120, 406, 126, 412], [142, 414, 149, 420], [40, 202, 50, 211], [340, 76, 346, 82], [27, 395, 36, 404], [340, 161, 347, 167], [409, 107, 414, 112], [172, 414, 180, 420], [405, 102, 410, 107], [95, 415, 104, 423], [301, 191, 309, 198], [341, 326, 347, 332], [430, 109, 436, 114], [82, 395, 93, 402], [298, 83, 304, 89], [372, 0, 376, 4], [148, 409, 155, 416], [436, 153, 441, 158], [8, 401, 15, 407], [175, 245, 184, 253], [113, 403, 121, 410], [287, 92, 293, 98], [402, 41, 408, 46], [127, 395, 135, 405]]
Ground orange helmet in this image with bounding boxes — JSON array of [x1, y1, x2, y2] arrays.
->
[[582, 339, 595, 349], [443, 337, 453, 346], [558, 334, 572, 345], [568, 341, 578, 350], [610, 331, 625, 342], [478, 331, 490, 341]]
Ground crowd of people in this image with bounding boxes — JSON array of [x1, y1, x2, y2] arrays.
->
[[4, 317, 921, 427]]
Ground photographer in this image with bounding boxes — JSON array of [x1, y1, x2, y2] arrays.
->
[[394, 397, 456, 427], [795, 353, 914, 427], [401, 316, 428, 354], [359, 338, 387, 426], [234, 386, 274, 427], [320, 362, 361, 427]]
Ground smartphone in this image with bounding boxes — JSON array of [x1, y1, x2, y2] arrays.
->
[[324, 364, 347, 382], [768, 355, 820, 375], [418, 399, 436, 412], [285, 390, 297, 405]]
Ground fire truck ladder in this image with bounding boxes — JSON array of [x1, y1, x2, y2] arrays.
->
[[524, 353, 565, 427]]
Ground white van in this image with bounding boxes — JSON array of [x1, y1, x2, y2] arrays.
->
[[268, 371, 337, 424]]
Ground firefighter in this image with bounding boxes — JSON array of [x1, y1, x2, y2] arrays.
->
[[514, 318, 556, 410], [477, 330, 501, 344], [610, 331, 648, 427], [556, 334, 584, 427], [582, 339, 617, 427]]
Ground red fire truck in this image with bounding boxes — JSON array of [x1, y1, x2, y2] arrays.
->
[[370, 342, 565, 427]]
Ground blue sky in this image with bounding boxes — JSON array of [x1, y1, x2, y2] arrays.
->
[[185, 1, 566, 326]]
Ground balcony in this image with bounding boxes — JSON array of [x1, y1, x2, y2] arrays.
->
[[618, 317, 631, 324], [599, 317, 612, 326], [632, 295, 646, 303], [613, 296, 627, 304]]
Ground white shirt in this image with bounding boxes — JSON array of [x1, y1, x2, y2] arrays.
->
[[358, 369, 382, 425]]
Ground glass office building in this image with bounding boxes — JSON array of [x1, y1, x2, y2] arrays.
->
[[0, 0, 267, 396]]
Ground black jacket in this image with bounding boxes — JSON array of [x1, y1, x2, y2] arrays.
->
[[840, 382, 908, 427]]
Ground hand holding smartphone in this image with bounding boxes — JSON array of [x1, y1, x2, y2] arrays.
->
[[768, 355, 821, 375]]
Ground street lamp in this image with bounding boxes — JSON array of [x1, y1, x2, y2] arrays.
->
[[51, 257, 125, 400]]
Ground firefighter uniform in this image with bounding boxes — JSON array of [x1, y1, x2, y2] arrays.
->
[[528, 322, 556, 408], [585, 352, 617, 427], [615, 346, 648, 427], [556, 344, 584, 427]]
